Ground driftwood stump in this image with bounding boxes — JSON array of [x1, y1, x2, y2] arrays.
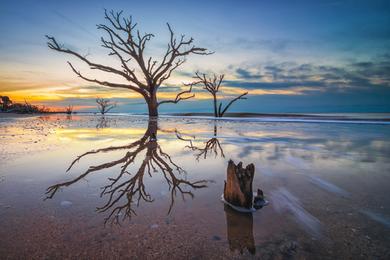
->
[[224, 160, 255, 209]]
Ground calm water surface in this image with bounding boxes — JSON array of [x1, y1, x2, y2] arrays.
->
[[0, 115, 389, 259]]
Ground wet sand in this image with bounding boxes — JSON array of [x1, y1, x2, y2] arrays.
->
[[0, 115, 389, 259]]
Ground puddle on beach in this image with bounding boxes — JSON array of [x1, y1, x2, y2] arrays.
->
[[0, 115, 389, 259]]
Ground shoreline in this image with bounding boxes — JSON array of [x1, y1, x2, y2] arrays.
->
[[170, 112, 390, 121], [1, 111, 390, 122]]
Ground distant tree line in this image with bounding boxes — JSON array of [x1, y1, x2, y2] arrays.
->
[[0, 96, 50, 114]]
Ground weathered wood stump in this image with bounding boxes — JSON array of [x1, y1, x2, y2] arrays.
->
[[224, 160, 255, 209]]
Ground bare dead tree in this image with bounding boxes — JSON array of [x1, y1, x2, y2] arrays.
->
[[46, 10, 212, 117], [65, 105, 73, 114], [46, 120, 208, 224], [96, 97, 116, 114], [186, 72, 248, 117]]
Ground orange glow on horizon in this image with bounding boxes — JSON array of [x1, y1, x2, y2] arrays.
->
[[0, 76, 321, 110]]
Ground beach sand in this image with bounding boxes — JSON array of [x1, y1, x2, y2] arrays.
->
[[0, 114, 389, 259]]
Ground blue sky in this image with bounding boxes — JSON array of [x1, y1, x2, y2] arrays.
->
[[0, 0, 389, 113]]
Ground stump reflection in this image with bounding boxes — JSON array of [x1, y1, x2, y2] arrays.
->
[[224, 204, 256, 255]]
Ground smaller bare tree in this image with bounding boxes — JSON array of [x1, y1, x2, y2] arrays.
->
[[186, 72, 248, 117], [96, 98, 116, 115], [65, 105, 73, 114]]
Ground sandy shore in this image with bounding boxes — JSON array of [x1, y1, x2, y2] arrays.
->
[[0, 114, 389, 259]]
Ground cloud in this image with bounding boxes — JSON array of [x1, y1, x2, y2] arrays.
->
[[224, 81, 325, 90], [171, 54, 390, 99], [233, 38, 293, 53], [175, 71, 194, 78], [235, 68, 262, 80], [159, 85, 182, 92], [226, 56, 390, 96], [210, 37, 299, 54], [349, 60, 390, 80]]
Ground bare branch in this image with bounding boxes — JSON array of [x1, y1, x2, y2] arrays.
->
[[67, 62, 148, 98], [46, 35, 133, 82], [219, 92, 248, 117], [151, 23, 213, 87], [185, 72, 224, 94], [158, 85, 194, 106]]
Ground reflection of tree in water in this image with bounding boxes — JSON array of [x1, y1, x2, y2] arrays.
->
[[46, 120, 208, 223], [96, 116, 109, 129], [95, 116, 118, 129], [181, 124, 225, 160]]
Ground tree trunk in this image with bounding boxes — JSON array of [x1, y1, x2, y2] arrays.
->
[[213, 94, 218, 117], [145, 119, 158, 140], [148, 93, 159, 117], [223, 160, 255, 209]]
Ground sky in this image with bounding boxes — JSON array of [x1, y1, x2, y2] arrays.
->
[[0, 0, 389, 113]]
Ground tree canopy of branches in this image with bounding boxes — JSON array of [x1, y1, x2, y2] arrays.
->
[[46, 120, 208, 224], [0, 96, 12, 111], [46, 10, 212, 117], [96, 97, 116, 114], [186, 72, 248, 117], [65, 105, 73, 114]]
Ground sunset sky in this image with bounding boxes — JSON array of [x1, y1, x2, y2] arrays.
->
[[1, 0, 389, 113]]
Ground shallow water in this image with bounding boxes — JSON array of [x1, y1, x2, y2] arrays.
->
[[0, 115, 389, 259]]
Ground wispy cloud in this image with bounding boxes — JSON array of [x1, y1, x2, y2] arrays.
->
[[51, 10, 97, 39]]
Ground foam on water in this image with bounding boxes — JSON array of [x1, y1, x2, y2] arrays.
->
[[309, 176, 350, 197], [360, 210, 390, 228], [271, 187, 322, 238]]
